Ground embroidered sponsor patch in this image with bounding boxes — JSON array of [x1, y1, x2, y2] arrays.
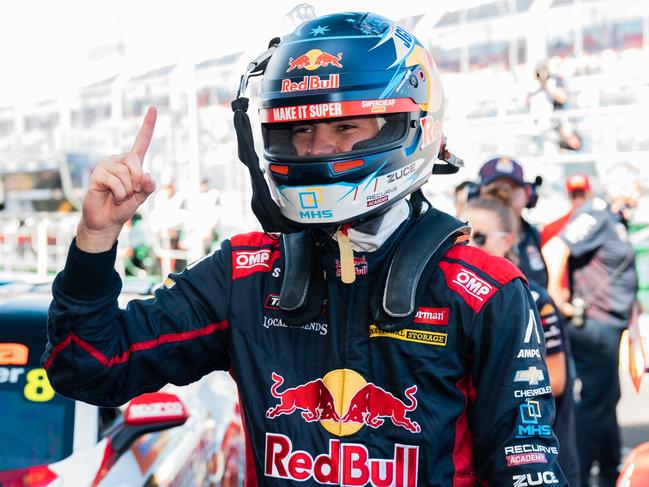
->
[[506, 452, 548, 467], [232, 248, 280, 280], [438, 261, 498, 312], [369, 324, 447, 346], [265, 294, 280, 310], [413, 306, 449, 325]]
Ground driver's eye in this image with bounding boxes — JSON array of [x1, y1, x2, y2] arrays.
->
[[292, 125, 313, 135]]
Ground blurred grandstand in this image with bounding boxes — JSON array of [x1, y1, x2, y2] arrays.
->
[[0, 0, 647, 276]]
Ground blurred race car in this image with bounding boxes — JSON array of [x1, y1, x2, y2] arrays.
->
[[0, 281, 244, 487], [618, 442, 649, 486]]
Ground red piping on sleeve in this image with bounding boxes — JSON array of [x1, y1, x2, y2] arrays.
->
[[44, 320, 229, 369]]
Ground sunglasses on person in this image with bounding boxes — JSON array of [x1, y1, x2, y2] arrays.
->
[[471, 231, 510, 246]]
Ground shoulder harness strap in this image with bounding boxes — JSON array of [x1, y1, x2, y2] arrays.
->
[[371, 204, 470, 330], [382, 205, 470, 318], [277, 203, 470, 329], [278, 231, 325, 324]]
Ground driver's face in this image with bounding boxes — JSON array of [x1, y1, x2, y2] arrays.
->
[[291, 117, 380, 156]]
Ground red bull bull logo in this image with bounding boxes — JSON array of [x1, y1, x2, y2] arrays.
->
[[266, 372, 340, 422], [265, 370, 420, 485], [267, 369, 420, 436], [287, 49, 343, 72]]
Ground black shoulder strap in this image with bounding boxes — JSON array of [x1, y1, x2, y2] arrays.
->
[[278, 231, 325, 325], [382, 206, 470, 318], [368, 204, 470, 331], [276, 204, 470, 329]]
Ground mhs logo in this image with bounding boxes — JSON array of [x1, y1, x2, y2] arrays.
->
[[452, 268, 493, 301]]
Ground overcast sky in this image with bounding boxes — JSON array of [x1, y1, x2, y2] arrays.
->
[[0, 0, 488, 107]]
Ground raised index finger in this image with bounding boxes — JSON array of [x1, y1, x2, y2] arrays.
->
[[131, 106, 157, 162]]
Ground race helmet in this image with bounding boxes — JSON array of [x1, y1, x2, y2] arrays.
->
[[256, 12, 447, 227]]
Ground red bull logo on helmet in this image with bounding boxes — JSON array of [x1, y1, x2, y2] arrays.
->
[[281, 74, 340, 93], [287, 49, 343, 72]]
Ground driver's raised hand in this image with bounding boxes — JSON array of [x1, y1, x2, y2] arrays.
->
[[76, 107, 158, 253]]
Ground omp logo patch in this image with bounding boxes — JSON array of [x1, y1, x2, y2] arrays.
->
[[369, 324, 447, 347], [232, 248, 280, 280], [438, 261, 500, 313], [235, 249, 272, 269], [413, 307, 449, 325], [451, 267, 493, 301]]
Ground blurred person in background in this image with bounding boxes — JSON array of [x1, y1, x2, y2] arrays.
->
[[543, 164, 641, 487], [463, 184, 580, 487], [529, 60, 582, 152], [453, 180, 474, 217], [541, 174, 593, 292], [42, 12, 568, 485], [123, 212, 155, 278], [478, 156, 548, 288], [541, 174, 593, 246], [183, 178, 222, 259], [150, 180, 188, 272]]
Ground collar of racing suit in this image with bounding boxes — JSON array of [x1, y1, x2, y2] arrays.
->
[[335, 199, 411, 253]]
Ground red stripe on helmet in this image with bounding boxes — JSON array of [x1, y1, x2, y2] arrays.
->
[[260, 98, 419, 123]]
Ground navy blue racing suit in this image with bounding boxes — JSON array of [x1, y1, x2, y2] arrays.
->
[[44, 218, 567, 486]]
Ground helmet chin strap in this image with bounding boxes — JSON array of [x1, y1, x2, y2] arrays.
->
[[232, 38, 303, 234], [232, 97, 304, 234]]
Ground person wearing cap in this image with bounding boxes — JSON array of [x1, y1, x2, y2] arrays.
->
[[540, 174, 593, 292], [478, 156, 548, 288], [42, 12, 567, 485], [541, 173, 592, 247], [462, 183, 580, 487], [543, 164, 640, 487]]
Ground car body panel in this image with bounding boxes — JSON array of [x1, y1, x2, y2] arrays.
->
[[0, 280, 244, 487]]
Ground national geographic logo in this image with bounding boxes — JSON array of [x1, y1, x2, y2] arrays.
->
[[369, 325, 447, 347]]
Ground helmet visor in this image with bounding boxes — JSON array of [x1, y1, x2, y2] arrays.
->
[[263, 112, 409, 158]]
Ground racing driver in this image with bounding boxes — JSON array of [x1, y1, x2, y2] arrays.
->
[[43, 12, 567, 486]]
